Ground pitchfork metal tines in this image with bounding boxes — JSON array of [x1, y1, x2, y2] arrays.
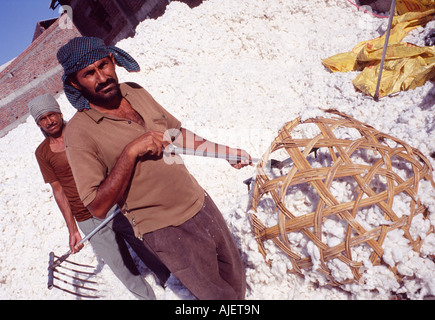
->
[[47, 251, 99, 299], [47, 207, 120, 298]]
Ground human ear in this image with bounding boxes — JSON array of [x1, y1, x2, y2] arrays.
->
[[108, 52, 117, 68], [67, 75, 82, 90]]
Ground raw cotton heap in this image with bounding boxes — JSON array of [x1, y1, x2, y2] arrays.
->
[[1, 0, 435, 300], [250, 109, 435, 287]]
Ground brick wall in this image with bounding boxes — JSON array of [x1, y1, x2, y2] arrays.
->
[[0, 15, 81, 137], [0, 0, 205, 137]]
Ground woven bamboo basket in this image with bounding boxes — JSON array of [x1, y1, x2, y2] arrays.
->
[[250, 110, 435, 286]]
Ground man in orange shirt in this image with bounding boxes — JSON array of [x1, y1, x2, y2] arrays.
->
[[30, 94, 169, 300]]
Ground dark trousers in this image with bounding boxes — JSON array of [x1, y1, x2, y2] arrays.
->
[[141, 193, 246, 300], [112, 213, 170, 286]]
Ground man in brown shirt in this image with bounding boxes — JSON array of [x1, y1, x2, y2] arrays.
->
[[30, 94, 169, 300], [57, 36, 249, 299]]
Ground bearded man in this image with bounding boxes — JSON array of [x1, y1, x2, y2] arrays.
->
[[57, 36, 250, 300]]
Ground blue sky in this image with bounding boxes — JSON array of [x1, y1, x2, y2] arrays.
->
[[0, 0, 61, 66]]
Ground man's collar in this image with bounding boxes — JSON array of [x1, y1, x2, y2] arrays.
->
[[81, 107, 105, 123]]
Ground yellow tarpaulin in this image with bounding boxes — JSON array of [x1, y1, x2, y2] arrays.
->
[[322, 7, 435, 98], [396, 0, 435, 15], [354, 44, 435, 97]]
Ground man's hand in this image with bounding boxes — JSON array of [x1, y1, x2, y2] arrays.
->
[[87, 130, 169, 219], [127, 131, 168, 158], [228, 148, 253, 169], [70, 231, 84, 254]]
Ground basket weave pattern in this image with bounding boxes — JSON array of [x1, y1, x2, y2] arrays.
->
[[250, 110, 435, 285]]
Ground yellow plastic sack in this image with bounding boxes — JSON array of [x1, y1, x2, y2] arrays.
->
[[396, 0, 435, 15], [353, 44, 435, 97], [322, 9, 435, 98]]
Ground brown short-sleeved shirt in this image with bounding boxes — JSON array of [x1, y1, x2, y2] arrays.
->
[[35, 139, 92, 222], [64, 82, 204, 236]]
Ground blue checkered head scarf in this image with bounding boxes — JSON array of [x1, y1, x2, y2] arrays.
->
[[57, 36, 140, 111]]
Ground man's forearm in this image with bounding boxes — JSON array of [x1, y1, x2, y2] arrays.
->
[[175, 128, 228, 153], [51, 181, 78, 234], [171, 128, 251, 169], [174, 128, 245, 160], [51, 181, 83, 253], [87, 131, 165, 218], [87, 146, 137, 218]]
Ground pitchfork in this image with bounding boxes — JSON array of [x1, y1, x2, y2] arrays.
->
[[47, 207, 120, 298]]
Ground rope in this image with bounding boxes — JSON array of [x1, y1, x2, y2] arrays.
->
[[345, 0, 390, 18]]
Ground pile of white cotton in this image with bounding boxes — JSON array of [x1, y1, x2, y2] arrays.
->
[[0, 0, 434, 300]]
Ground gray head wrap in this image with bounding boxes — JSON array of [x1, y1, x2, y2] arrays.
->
[[28, 94, 62, 123]]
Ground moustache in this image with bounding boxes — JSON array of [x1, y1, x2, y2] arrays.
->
[[96, 79, 117, 92], [47, 122, 58, 129]]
